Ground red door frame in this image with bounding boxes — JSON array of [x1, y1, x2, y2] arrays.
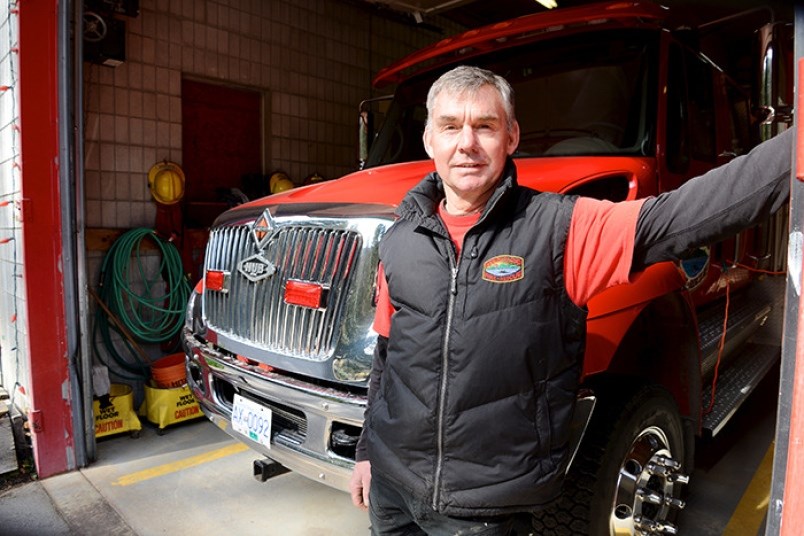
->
[[779, 54, 804, 533], [18, 0, 74, 478]]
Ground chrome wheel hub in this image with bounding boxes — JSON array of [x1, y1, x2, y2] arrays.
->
[[610, 426, 689, 535]]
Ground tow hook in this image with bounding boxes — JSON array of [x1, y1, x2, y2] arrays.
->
[[253, 458, 290, 482]]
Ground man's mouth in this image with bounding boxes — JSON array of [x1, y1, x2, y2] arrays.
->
[[452, 162, 485, 169]]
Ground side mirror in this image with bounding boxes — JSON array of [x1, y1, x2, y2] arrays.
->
[[359, 108, 374, 170], [358, 96, 393, 170]]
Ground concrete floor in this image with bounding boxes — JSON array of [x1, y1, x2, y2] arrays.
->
[[78, 420, 371, 535], [0, 366, 779, 536]]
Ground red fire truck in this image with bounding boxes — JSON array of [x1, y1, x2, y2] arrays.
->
[[183, 2, 792, 533]]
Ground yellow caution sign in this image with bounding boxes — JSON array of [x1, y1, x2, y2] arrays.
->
[[140, 383, 203, 431], [93, 383, 142, 438]]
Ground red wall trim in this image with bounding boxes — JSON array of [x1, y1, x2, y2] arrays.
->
[[18, 0, 74, 478]]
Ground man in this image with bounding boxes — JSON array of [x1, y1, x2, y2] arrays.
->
[[349, 65, 791, 535]]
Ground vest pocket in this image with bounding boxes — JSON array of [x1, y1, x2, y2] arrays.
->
[[532, 381, 552, 458]]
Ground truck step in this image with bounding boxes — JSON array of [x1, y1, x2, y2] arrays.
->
[[701, 342, 779, 437], [697, 292, 771, 381]]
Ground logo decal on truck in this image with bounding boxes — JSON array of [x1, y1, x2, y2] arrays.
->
[[238, 254, 277, 282], [251, 209, 276, 250], [482, 255, 524, 283]]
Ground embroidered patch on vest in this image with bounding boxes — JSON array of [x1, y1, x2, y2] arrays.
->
[[482, 255, 524, 283]]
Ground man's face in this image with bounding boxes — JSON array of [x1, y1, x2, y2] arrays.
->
[[423, 85, 520, 204]]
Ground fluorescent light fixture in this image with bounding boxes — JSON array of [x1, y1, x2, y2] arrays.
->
[[535, 0, 558, 8]]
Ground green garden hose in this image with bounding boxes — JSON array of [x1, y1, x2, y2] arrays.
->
[[93, 228, 191, 379]]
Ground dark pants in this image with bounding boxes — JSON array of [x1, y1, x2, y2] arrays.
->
[[368, 473, 521, 536]]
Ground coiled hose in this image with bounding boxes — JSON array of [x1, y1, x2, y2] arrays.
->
[[93, 228, 191, 380]]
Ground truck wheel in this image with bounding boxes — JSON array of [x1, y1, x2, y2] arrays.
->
[[532, 385, 689, 535]]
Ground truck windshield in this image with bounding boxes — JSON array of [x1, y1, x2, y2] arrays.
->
[[366, 29, 658, 167]]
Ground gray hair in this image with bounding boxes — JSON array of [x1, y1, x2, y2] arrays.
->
[[425, 66, 516, 133]]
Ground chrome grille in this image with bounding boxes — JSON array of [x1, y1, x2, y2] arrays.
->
[[203, 222, 361, 361]]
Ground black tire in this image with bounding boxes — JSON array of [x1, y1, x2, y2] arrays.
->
[[532, 385, 690, 535]]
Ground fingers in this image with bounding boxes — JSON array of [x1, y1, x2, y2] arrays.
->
[[350, 478, 369, 511], [350, 484, 367, 510], [349, 461, 371, 511], [362, 481, 370, 510]]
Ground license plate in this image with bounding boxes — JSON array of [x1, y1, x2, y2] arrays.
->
[[231, 394, 272, 448]]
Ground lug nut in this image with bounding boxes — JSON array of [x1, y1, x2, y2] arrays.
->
[[656, 455, 681, 470], [661, 522, 679, 535], [669, 473, 690, 485], [665, 497, 686, 509], [647, 462, 670, 477], [635, 516, 679, 535], [634, 516, 656, 532], [636, 488, 664, 505]]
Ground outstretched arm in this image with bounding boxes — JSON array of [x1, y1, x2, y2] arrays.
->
[[632, 129, 793, 271]]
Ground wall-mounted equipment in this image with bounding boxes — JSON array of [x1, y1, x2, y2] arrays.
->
[[83, 12, 125, 67], [82, 0, 139, 67], [85, 0, 139, 18]]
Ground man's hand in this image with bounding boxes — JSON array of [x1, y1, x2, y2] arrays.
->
[[350, 460, 372, 511]]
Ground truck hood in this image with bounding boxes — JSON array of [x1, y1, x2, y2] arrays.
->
[[201, 154, 659, 385], [218, 155, 655, 224]]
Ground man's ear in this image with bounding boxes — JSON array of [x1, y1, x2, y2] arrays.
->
[[423, 129, 434, 159], [507, 120, 521, 156]]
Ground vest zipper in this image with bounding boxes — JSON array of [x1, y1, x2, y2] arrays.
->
[[433, 250, 459, 511]]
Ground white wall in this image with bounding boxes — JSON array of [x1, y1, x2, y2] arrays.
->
[[0, 0, 28, 408]]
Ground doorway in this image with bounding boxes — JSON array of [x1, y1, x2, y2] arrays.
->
[[181, 79, 263, 229]]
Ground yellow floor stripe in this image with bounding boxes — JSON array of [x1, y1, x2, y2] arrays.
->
[[722, 442, 775, 536], [112, 443, 249, 487]]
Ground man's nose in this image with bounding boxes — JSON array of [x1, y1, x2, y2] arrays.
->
[[457, 125, 477, 152]]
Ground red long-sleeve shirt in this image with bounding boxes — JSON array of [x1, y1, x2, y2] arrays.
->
[[373, 197, 645, 337]]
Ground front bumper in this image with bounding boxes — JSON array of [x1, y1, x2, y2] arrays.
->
[[183, 329, 367, 492]]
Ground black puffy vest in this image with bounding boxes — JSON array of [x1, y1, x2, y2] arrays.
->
[[365, 162, 587, 516]]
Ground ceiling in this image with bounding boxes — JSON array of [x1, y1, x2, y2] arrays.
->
[[363, 0, 793, 31]]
